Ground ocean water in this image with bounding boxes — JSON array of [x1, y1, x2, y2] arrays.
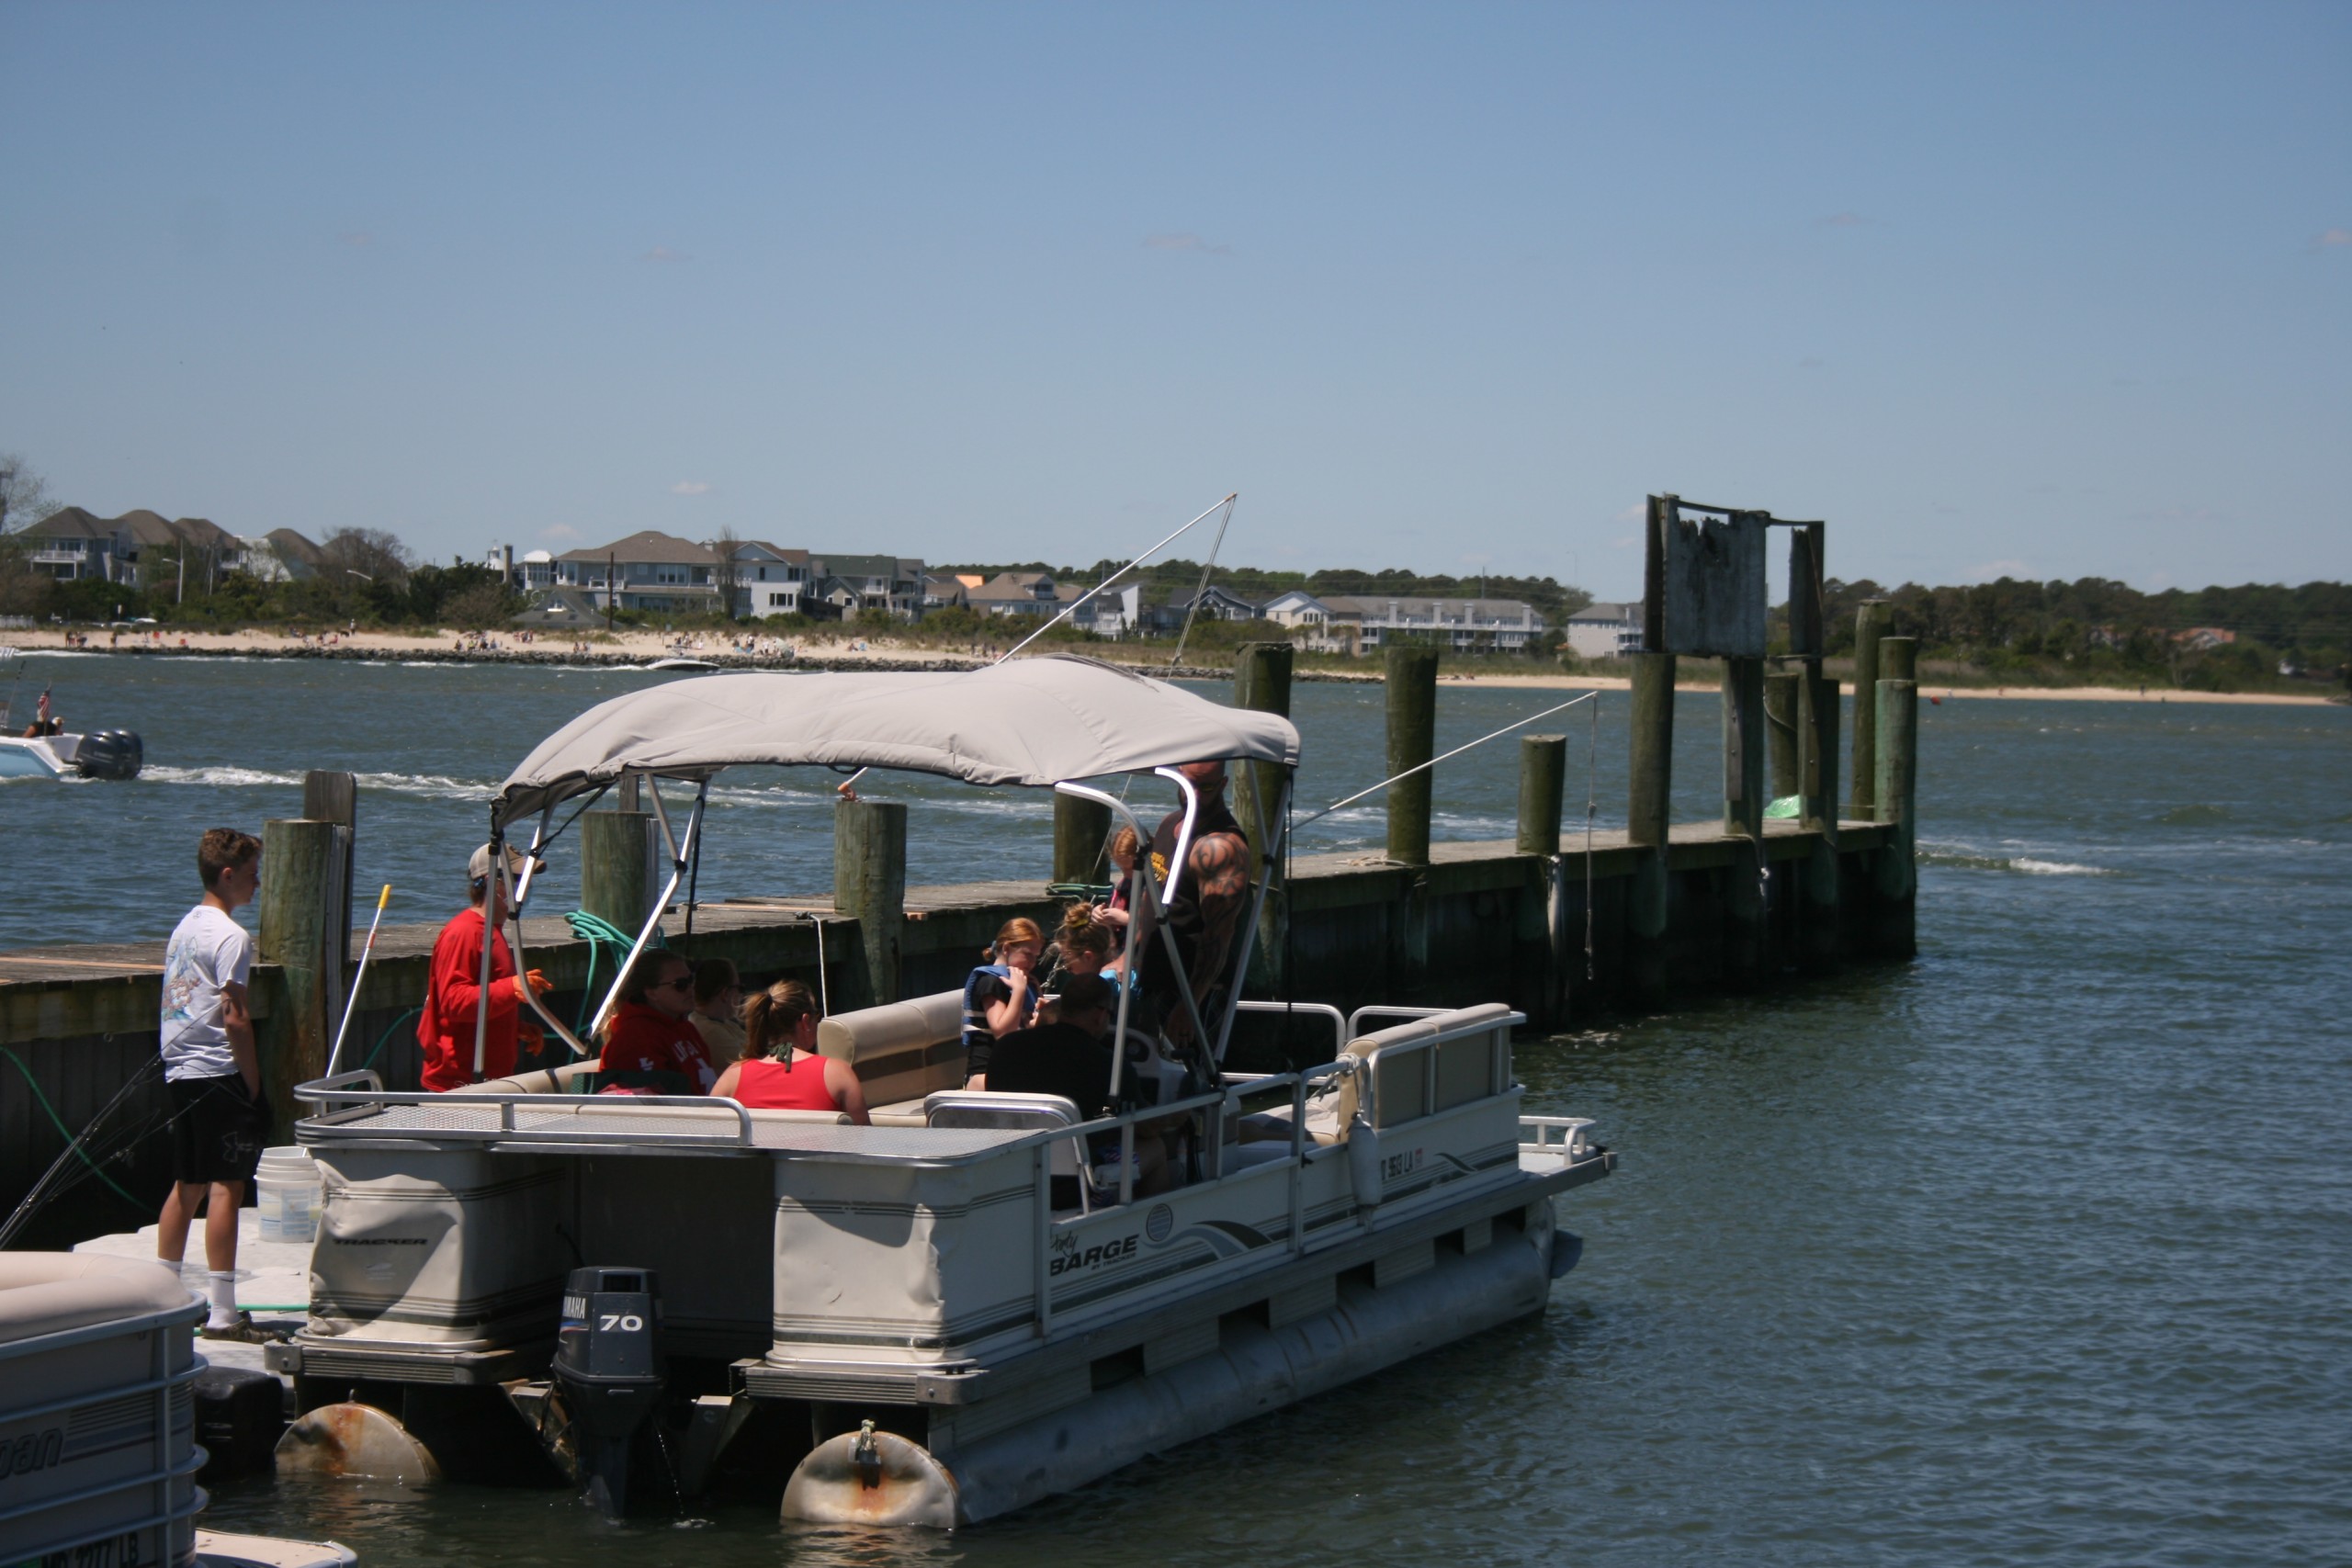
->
[[10, 653, 2349, 1564]]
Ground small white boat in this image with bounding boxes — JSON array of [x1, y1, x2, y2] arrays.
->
[[0, 648, 143, 780], [271, 656, 1613, 1527]]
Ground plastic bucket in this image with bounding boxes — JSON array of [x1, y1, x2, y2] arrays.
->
[[254, 1146, 321, 1243]]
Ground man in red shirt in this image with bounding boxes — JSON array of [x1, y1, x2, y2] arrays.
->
[[417, 844, 549, 1091], [599, 951, 718, 1093]]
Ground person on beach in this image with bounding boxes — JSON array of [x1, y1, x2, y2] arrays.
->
[[154, 828, 274, 1342], [961, 918, 1045, 1087], [417, 843, 551, 1091], [598, 951, 719, 1092], [709, 980, 868, 1121], [689, 958, 747, 1066]]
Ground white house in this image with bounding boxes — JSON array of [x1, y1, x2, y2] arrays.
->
[[1561, 601, 1642, 660], [1325, 595, 1543, 654], [1260, 589, 1351, 654], [726, 540, 812, 618]]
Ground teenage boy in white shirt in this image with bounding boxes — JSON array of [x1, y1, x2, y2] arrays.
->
[[154, 827, 273, 1340]]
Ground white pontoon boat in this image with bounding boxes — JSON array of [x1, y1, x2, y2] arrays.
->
[[273, 656, 1612, 1526]]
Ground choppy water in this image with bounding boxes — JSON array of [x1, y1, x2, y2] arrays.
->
[[11, 654, 2351, 1565]]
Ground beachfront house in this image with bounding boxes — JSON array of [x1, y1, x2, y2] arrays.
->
[[552, 530, 721, 616], [1069, 582, 1141, 639], [922, 573, 969, 612], [1140, 583, 1261, 634], [238, 529, 327, 583], [1326, 594, 1543, 654], [1260, 589, 1354, 654], [807, 553, 927, 618], [965, 571, 1063, 617], [719, 540, 813, 619], [22, 508, 253, 592], [1561, 601, 1642, 660]]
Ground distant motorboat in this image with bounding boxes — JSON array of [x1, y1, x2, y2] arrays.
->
[[0, 647, 144, 780], [643, 657, 720, 671]]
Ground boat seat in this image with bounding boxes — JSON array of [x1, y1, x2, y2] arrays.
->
[[924, 1092, 1099, 1211], [743, 1108, 854, 1126], [818, 990, 967, 1125], [457, 1059, 603, 1096], [1329, 1002, 1518, 1133]]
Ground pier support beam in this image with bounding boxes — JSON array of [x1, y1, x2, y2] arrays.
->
[[1384, 646, 1438, 867], [301, 770, 357, 978], [581, 812, 658, 936], [258, 818, 346, 1139], [1798, 667, 1842, 973], [1879, 634, 1917, 688], [1763, 671, 1802, 804], [1721, 658, 1767, 989], [1232, 641, 1295, 994], [1625, 652, 1676, 1004], [1516, 735, 1568, 1022], [834, 798, 907, 1008], [1849, 599, 1892, 819], [1052, 795, 1112, 886], [1872, 676, 1919, 960]]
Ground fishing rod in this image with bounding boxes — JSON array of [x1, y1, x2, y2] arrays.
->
[[1292, 690, 1600, 829], [323, 885, 392, 1081], [835, 492, 1238, 798]]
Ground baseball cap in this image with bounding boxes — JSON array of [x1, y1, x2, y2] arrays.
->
[[469, 843, 547, 882]]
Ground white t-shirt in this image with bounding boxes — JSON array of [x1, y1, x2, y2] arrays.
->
[[159, 904, 254, 1082]]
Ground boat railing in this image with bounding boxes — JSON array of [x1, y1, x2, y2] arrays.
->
[[1231, 998, 1348, 1060], [292, 1069, 759, 1146], [1338, 1009, 1521, 1131], [1518, 1114, 1599, 1169]]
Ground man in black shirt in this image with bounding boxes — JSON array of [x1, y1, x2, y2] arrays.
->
[[1138, 759, 1251, 1051]]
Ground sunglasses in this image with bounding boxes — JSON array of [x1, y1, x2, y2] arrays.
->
[[655, 976, 695, 992]]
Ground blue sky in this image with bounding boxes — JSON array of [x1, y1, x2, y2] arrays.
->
[[4, 2, 2345, 601]]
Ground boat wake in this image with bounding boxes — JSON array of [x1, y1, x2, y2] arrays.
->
[[141, 764, 494, 802], [1918, 843, 2117, 877]]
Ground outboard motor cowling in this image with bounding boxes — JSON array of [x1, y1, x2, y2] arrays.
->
[[71, 729, 142, 780], [552, 1266, 664, 1516]]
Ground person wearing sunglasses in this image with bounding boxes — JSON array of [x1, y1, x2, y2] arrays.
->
[[597, 951, 718, 1094]]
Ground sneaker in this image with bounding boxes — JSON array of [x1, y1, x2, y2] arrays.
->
[[199, 1313, 288, 1344]]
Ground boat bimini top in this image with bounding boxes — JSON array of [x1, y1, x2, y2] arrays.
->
[[492, 654, 1298, 829], [459, 654, 1303, 1086]]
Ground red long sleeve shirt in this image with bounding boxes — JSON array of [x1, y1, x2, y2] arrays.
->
[[417, 906, 519, 1091]]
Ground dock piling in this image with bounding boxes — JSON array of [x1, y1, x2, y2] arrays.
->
[[1849, 599, 1892, 818], [1517, 734, 1569, 1022], [1516, 735, 1567, 855], [1763, 671, 1802, 804], [1626, 651, 1676, 1002], [1721, 658, 1767, 988], [257, 818, 345, 1138], [1052, 795, 1113, 886], [1384, 646, 1438, 867], [834, 799, 908, 1008], [581, 812, 659, 936], [1872, 677, 1918, 960], [301, 770, 357, 970], [1232, 641, 1295, 993], [1798, 666, 1842, 971]]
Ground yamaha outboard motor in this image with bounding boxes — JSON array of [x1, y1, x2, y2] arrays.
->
[[71, 729, 143, 780], [553, 1266, 665, 1516]]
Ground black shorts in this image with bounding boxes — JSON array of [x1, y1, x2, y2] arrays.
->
[[167, 1074, 267, 1186]]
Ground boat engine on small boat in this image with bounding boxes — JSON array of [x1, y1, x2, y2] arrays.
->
[[0, 649, 144, 780], [270, 656, 1613, 1527]]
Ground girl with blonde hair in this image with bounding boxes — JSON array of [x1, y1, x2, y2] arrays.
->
[[961, 917, 1044, 1087]]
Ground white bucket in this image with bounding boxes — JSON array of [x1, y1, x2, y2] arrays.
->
[[254, 1146, 322, 1243]]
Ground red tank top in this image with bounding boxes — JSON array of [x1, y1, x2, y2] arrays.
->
[[730, 1055, 842, 1113]]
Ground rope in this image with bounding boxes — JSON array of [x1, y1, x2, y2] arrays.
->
[[359, 1007, 423, 1074], [1585, 690, 1599, 982], [0, 1046, 152, 1210], [565, 909, 662, 1032]]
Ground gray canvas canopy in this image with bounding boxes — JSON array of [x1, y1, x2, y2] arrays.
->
[[491, 654, 1300, 830]]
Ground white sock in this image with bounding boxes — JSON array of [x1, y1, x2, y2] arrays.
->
[[206, 1270, 240, 1326]]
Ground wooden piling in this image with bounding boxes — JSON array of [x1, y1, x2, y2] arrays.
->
[[1232, 641, 1295, 992], [301, 770, 357, 970], [1763, 671, 1802, 804], [1385, 646, 1439, 867], [1721, 659, 1768, 988], [257, 818, 343, 1139], [834, 798, 907, 1008], [1880, 635, 1917, 686], [1798, 666, 1842, 972], [1516, 734, 1569, 1022], [1849, 599, 1892, 818], [1051, 795, 1112, 886], [1626, 652, 1676, 1001], [1872, 678, 1918, 960], [581, 812, 657, 934]]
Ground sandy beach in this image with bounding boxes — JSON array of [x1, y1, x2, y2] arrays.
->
[[7, 626, 2340, 705]]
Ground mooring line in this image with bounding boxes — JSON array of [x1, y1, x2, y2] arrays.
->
[[1294, 690, 1599, 829]]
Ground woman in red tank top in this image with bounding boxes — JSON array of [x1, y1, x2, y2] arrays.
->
[[709, 980, 870, 1123]]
